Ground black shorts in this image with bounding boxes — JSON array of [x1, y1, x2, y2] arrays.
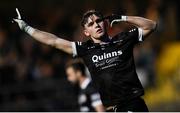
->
[[106, 97, 149, 112]]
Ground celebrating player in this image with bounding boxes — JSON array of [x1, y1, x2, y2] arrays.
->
[[13, 8, 156, 112]]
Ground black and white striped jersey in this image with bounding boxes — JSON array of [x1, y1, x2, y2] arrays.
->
[[78, 78, 102, 112]]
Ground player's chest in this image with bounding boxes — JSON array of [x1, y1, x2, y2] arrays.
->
[[83, 42, 133, 71]]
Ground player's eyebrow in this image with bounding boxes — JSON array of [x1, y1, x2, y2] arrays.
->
[[87, 16, 94, 27], [86, 15, 102, 27], [87, 21, 94, 27], [95, 18, 103, 23]]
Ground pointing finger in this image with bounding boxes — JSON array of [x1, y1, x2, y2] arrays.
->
[[16, 8, 21, 19]]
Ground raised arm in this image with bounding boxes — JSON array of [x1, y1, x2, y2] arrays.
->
[[13, 8, 73, 54], [107, 14, 157, 38], [30, 29, 73, 54], [125, 16, 157, 37]]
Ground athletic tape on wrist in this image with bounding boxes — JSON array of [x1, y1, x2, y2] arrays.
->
[[24, 26, 35, 35], [121, 16, 127, 21]]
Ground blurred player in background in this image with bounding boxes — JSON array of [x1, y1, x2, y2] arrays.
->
[[13, 8, 156, 112], [65, 59, 105, 112]]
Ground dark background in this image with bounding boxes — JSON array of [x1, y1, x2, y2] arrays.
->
[[0, 0, 180, 111]]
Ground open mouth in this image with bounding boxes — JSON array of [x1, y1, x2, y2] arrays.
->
[[96, 29, 103, 33]]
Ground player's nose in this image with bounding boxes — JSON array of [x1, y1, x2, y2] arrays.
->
[[94, 22, 100, 28]]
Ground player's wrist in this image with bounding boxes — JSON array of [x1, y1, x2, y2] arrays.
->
[[111, 14, 127, 21], [109, 14, 127, 27], [121, 15, 127, 21], [21, 21, 35, 35], [13, 8, 35, 35], [24, 25, 35, 35]]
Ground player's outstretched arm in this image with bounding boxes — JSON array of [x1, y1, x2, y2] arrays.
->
[[13, 8, 73, 54], [107, 14, 157, 38]]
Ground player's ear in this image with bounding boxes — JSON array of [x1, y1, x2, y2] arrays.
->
[[84, 29, 90, 37]]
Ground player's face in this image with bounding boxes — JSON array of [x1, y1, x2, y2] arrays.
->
[[84, 14, 106, 39], [66, 67, 79, 84]]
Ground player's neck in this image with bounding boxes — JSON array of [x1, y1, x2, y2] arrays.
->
[[91, 34, 110, 44]]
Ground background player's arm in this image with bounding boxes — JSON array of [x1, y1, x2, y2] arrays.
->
[[90, 93, 105, 112], [125, 16, 157, 37], [13, 8, 73, 54], [94, 104, 105, 112]]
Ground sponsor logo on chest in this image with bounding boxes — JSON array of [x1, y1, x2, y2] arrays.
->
[[91, 50, 123, 63]]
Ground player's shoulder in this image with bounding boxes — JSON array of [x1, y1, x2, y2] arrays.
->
[[112, 31, 127, 41], [76, 40, 93, 46], [128, 27, 138, 33], [112, 27, 139, 40], [76, 40, 96, 51]]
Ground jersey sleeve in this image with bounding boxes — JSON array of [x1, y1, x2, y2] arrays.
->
[[71, 41, 87, 57], [90, 92, 103, 108], [126, 27, 144, 44], [87, 85, 103, 108]]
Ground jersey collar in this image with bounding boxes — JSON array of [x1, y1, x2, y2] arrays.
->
[[89, 36, 112, 45]]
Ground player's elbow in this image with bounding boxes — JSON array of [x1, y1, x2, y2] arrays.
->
[[143, 20, 157, 31], [151, 21, 157, 31]]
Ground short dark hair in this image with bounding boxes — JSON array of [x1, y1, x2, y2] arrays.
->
[[81, 10, 104, 27], [66, 59, 86, 76]]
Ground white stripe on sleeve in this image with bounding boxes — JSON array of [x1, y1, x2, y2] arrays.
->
[[71, 42, 77, 57], [138, 28, 143, 42], [92, 100, 103, 107]]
